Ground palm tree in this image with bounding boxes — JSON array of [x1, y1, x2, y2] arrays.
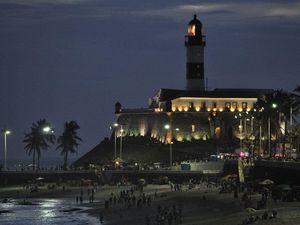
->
[[23, 119, 55, 170], [292, 86, 300, 115], [56, 121, 82, 170], [254, 89, 294, 157]]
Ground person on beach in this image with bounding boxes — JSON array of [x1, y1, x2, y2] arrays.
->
[[234, 187, 238, 199], [91, 192, 94, 202], [172, 205, 178, 222], [178, 203, 183, 223], [270, 210, 277, 219], [167, 211, 173, 225], [119, 208, 123, 220], [147, 196, 151, 207], [157, 204, 162, 214], [145, 215, 150, 225], [262, 211, 268, 220], [105, 200, 109, 209], [99, 211, 103, 224], [202, 195, 207, 207]]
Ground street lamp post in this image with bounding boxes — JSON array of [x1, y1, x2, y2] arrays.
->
[[113, 123, 118, 160], [164, 124, 173, 168], [239, 119, 243, 150], [268, 117, 271, 157], [170, 141, 173, 168], [250, 116, 254, 157], [290, 107, 293, 151], [120, 125, 124, 160], [268, 103, 277, 158], [259, 121, 262, 156], [251, 117, 254, 134], [2, 129, 11, 171]]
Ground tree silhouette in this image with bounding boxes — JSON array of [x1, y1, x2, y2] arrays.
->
[[56, 121, 82, 170], [23, 119, 55, 170]]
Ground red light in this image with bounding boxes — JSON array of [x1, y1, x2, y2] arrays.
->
[[240, 151, 245, 157]]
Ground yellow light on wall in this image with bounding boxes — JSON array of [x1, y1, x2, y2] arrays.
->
[[184, 107, 188, 112], [246, 107, 251, 112], [175, 134, 184, 142], [207, 108, 211, 112], [191, 124, 195, 132], [178, 107, 183, 112], [219, 108, 223, 112], [172, 107, 176, 112], [238, 108, 243, 112], [213, 108, 217, 112], [195, 106, 200, 112], [230, 108, 235, 112]]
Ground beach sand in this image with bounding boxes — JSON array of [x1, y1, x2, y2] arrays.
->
[[81, 184, 300, 225], [1, 184, 300, 225]]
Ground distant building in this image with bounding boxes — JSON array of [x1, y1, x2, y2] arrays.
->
[[115, 15, 271, 152]]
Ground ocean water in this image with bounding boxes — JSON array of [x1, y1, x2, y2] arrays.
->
[[0, 198, 100, 225], [4, 157, 78, 170]]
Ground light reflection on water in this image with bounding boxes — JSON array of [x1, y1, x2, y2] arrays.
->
[[0, 199, 99, 225]]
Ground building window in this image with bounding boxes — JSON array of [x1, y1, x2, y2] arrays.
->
[[232, 102, 237, 110], [225, 102, 231, 109], [242, 102, 247, 109], [189, 102, 194, 110], [201, 102, 206, 110]]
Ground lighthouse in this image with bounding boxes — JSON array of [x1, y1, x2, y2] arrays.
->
[[185, 14, 206, 91]]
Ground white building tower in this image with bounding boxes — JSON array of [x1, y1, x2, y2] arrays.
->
[[185, 15, 206, 91]]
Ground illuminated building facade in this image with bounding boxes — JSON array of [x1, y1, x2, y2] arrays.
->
[[114, 15, 270, 151]]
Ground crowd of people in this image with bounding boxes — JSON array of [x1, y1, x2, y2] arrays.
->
[[70, 177, 287, 225]]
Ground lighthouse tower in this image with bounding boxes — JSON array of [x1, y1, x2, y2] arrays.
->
[[185, 15, 206, 91]]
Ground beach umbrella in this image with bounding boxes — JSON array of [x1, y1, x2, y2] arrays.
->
[[221, 175, 230, 181], [259, 179, 274, 185], [221, 174, 237, 181], [245, 208, 256, 213], [81, 179, 92, 182], [281, 186, 292, 191]]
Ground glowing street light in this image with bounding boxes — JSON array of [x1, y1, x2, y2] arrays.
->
[[239, 120, 243, 150], [164, 124, 173, 168], [2, 129, 11, 171], [268, 103, 278, 157], [43, 126, 51, 133], [113, 123, 118, 160], [120, 125, 124, 159], [42, 126, 54, 134]]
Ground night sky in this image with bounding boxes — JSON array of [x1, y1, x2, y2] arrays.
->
[[1, 0, 300, 165]]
